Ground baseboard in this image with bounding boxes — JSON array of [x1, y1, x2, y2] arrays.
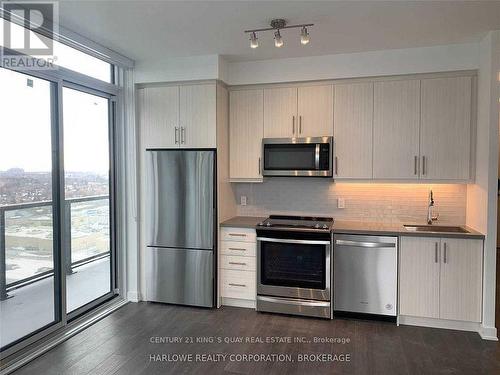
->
[[399, 315, 481, 335], [479, 324, 498, 341], [127, 291, 141, 302], [221, 297, 255, 309]]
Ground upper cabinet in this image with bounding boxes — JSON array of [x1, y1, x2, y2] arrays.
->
[[263, 85, 333, 138], [373, 79, 420, 179], [297, 85, 334, 137], [138, 86, 179, 149], [333, 82, 373, 179], [228, 73, 475, 183], [139, 83, 216, 149], [420, 77, 472, 180], [229, 89, 264, 182], [179, 84, 217, 148], [263, 87, 297, 138]]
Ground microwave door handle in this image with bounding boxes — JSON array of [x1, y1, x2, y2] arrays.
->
[[315, 144, 320, 170]]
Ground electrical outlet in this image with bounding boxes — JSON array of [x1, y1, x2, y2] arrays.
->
[[240, 196, 247, 206], [337, 198, 345, 209]]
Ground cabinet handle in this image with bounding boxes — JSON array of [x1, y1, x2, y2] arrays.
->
[[422, 156, 426, 176], [335, 156, 338, 175], [229, 262, 247, 266], [292, 116, 295, 135], [414, 156, 418, 175], [228, 248, 246, 251], [299, 115, 302, 134], [229, 283, 246, 287], [435, 242, 438, 263], [174, 127, 179, 144], [258, 157, 261, 175], [181, 127, 185, 144], [228, 233, 246, 237], [443, 242, 447, 263]]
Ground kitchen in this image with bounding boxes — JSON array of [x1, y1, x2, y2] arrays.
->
[[1, 2, 499, 375]]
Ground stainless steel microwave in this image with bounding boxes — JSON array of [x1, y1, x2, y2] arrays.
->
[[262, 136, 333, 177]]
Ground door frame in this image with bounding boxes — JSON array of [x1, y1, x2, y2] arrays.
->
[[0, 59, 119, 359]]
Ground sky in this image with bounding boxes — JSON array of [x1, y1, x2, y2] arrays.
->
[[0, 68, 110, 174]]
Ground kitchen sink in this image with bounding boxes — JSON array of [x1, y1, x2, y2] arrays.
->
[[403, 225, 470, 234]]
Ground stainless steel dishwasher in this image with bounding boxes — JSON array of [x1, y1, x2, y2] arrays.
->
[[334, 234, 397, 317]]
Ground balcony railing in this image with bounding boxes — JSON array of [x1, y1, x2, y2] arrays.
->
[[0, 195, 109, 300]]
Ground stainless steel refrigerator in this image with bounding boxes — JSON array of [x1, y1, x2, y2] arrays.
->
[[145, 149, 216, 308]]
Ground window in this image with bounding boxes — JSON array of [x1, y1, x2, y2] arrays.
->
[[0, 18, 112, 82], [0, 16, 119, 355], [0, 68, 58, 348]]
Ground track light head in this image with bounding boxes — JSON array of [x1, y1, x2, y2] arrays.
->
[[300, 26, 310, 45], [274, 30, 283, 48], [250, 32, 259, 49]]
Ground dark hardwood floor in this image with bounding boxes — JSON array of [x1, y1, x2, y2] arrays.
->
[[13, 302, 500, 375]]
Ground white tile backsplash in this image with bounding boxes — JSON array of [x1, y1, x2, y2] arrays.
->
[[233, 179, 467, 224]]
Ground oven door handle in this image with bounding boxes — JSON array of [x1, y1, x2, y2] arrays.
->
[[257, 237, 331, 245]]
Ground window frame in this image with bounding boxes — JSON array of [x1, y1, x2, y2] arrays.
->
[[0, 48, 120, 360]]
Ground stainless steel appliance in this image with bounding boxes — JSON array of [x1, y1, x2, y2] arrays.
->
[[256, 215, 333, 318], [145, 149, 216, 308], [262, 136, 333, 177], [334, 234, 397, 317]]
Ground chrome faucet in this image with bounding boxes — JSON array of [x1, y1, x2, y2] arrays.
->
[[427, 189, 438, 224]]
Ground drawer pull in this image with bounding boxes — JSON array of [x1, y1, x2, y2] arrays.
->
[[228, 262, 247, 266], [229, 283, 246, 287], [228, 233, 246, 237], [228, 247, 246, 251]]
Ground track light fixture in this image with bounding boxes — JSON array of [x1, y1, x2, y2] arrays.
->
[[244, 19, 313, 49]]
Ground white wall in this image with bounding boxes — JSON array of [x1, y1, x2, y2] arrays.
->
[[135, 54, 219, 83], [466, 30, 500, 340], [133, 43, 479, 85], [226, 43, 479, 85]]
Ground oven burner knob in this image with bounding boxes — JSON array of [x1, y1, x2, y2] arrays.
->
[[258, 222, 264, 226], [322, 224, 328, 229], [314, 223, 320, 229], [266, 222, 272, 227]]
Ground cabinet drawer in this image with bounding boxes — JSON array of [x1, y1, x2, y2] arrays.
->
[[221, 241, 256, 257], [221, 269, 256, 300], [221, 255, 256, 271], [221, 227, 256, 243]]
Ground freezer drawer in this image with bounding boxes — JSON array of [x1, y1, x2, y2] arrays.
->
[[334, 235, 397, 316], [146, 247, 214, 307]]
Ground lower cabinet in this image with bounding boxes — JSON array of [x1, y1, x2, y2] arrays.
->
[[220, 227, 256, 307], [399, 236, 482, 322]]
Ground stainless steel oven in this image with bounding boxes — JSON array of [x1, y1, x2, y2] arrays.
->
[[256, 216, 333, 319], [262, 136, 333, 177]]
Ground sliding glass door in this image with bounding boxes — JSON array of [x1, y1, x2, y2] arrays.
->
[[0, 68, 60, 349], [62, 86, 114, 315], [0, 70, 116, 355]]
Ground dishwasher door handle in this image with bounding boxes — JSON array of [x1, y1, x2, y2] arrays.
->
[[335, 239, 396, 248]]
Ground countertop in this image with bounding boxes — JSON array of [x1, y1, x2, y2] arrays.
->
[[332, 220, 485, 240], [220, 216, 485, 239], [220, 216, 266, 228]]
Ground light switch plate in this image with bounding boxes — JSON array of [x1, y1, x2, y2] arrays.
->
[[337, 198, 345, 209], [240, 196, 247, 206]]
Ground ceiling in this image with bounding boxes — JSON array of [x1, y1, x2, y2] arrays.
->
[[55, 1, 500, 63]]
